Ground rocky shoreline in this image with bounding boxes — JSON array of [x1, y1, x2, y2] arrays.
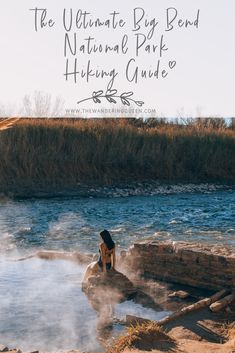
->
[[1, 181, 234, 199], [81, 182, 234, 198]]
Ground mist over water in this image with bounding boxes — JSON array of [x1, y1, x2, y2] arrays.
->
[[0, 258, 170, 352], [0, 190, 234, 351], [0, 259, 100, 352], [0, 190, 234, 255]]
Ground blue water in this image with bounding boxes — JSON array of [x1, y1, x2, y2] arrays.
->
[[0, 190, 234, 352], [0, 190, 234, 255]]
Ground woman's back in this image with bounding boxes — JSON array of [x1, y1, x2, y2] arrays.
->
[[99, 242, 114, 262], [98, 229, 116, 271]]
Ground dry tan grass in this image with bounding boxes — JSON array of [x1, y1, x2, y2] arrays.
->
[[106, 322, 175, 353], [0, 118, 234, 193]]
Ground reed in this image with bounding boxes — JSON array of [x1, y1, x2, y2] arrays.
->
[[0, 118, 234, 193], [106, 322, 174, 353]]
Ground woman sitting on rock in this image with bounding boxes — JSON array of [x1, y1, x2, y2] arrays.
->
[[82, 229, 116, 283], [98, 229, 116, 273]]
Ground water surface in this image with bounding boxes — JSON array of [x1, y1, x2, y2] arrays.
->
[[0, 258, 169, 352], [0, 190, 234, 255]]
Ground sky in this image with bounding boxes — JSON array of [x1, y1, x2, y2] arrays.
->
[[0, 0, 235, 117]]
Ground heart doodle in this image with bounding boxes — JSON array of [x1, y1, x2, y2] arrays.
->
[[169, 61, 177, 69]]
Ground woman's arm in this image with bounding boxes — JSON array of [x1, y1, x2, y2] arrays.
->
[[112, 248, 116, 270], [100, 244, 107, 273]]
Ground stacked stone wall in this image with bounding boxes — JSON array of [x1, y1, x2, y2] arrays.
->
[[123, 241, 235, 291]]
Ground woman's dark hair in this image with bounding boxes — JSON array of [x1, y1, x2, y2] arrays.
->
[[100, 229, 115, 250]]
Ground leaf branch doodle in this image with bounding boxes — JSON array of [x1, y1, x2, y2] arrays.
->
[[77, 88, 144, 107]]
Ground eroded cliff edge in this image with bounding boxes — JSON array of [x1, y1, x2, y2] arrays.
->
[[121, 240, 235, 291]]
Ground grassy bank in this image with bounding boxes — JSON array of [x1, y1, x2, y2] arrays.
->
[[0, 118, 234, 194]]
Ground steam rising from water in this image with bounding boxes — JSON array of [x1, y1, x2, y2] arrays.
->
[[0, 259, 102, 352], [1, 191, 234, 256], [0, 258, 170, 352]]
